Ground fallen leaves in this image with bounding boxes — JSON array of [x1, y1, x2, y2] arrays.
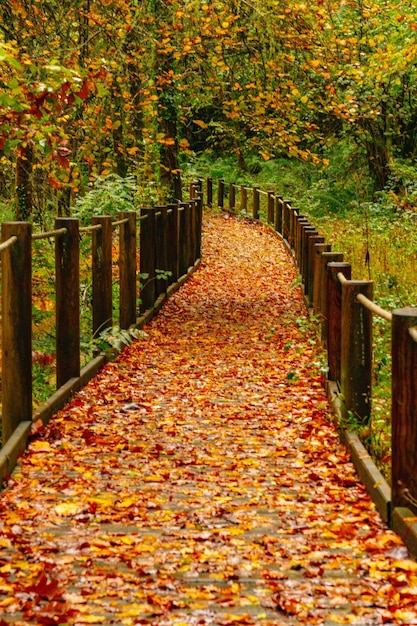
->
[[1, 215, 417, 624]]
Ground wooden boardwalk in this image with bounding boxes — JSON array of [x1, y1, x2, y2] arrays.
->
[[0, 214, 416, 625]]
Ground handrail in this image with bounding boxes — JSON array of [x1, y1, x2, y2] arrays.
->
[[0, 235, 18, 252], [409, 326, 417, 343], [336, 272, 392, 321], [111, 217, 129, 227], [356, 293, 392, 322], [79, 223, 103, 234], [337, 271, 348, 285], [32, 227, 68, 241]]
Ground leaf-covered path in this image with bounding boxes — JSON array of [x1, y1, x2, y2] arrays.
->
[[1, 214, 417, 625]]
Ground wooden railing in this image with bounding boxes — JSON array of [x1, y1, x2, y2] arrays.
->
[[205, 177, 417, 534], [0, 187, 202, 478], [3, 174, 417, 547]]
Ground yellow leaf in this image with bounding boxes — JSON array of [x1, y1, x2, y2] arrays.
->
[[118, 604, 150, 617], [245, 595, 260, 605], [76, 616, 106, 624], [393, 610, 417, 622], [0, 564, 12, 574], [54, 502, 82, 516], [193, 119, 208, 129], [116, 496, 137, 509], [119, 535, 135, 545], [30, 440, 52, 452], [301, 95, 309, 104], [329, 615, 355, 624], [392, 559, 417, 572], [144, 474, 165, 482]]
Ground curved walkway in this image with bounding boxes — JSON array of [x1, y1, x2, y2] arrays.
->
[[1, 214, 416, 625]]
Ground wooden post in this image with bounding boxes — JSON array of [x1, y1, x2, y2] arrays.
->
[[312, 242, 331, 314], [155, 206, 168, 297], [295, 217, 309, 270], [275, 196, 283, 235], [267, 191, 274, 223], [178, 202, 188, 277], [119, 211, 137, 329], [301, 227, 317, 291], [240, 185, 247, 214], [166, 203, 179, 282], [190, 180, 201, 200], [188, 200, 196, 269], [391, 308, 417, 513], [294, 216, 306, 268], [307, 236, 325, 302], [340, 280, 373, 425], [282, 200, 291, 243], [229, 183, 236, 212], [55, 218, 80, 389], [1, 222, 32, 445], [207, 177, 213, 207], [92, 216, 113, 336], [252, 186, 260, 220], [319, 251, 344, 346], [140, 208, 156, 314], [289, 206, 298, 250], [195, 192, 203, 261], [217, 179, 224, 208], [327, 262, 351, 382]]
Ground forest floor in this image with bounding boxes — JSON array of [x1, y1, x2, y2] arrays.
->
[[1, 213, 417, 625]]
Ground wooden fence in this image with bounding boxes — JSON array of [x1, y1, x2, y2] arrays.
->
[[206, 177, 417, 538], [0, 188, 202, 478]]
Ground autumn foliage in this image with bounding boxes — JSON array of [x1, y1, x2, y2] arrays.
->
[[1, 215, 416, 624], [1, 0, 417, 216]]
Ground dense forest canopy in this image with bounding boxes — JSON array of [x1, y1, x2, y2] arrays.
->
[[1, 0, 417, 219]]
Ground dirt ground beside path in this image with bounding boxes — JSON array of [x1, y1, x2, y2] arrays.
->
[[1, 214, 417, 625]]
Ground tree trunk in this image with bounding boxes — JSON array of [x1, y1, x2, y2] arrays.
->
[[159, 115, 182, 202], [363, 119, 391, 192], [366, 142, 391, 191], [15, 144, 34, 221]]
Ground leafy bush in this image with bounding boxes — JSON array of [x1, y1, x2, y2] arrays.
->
[[73, 173, 137, 223]]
